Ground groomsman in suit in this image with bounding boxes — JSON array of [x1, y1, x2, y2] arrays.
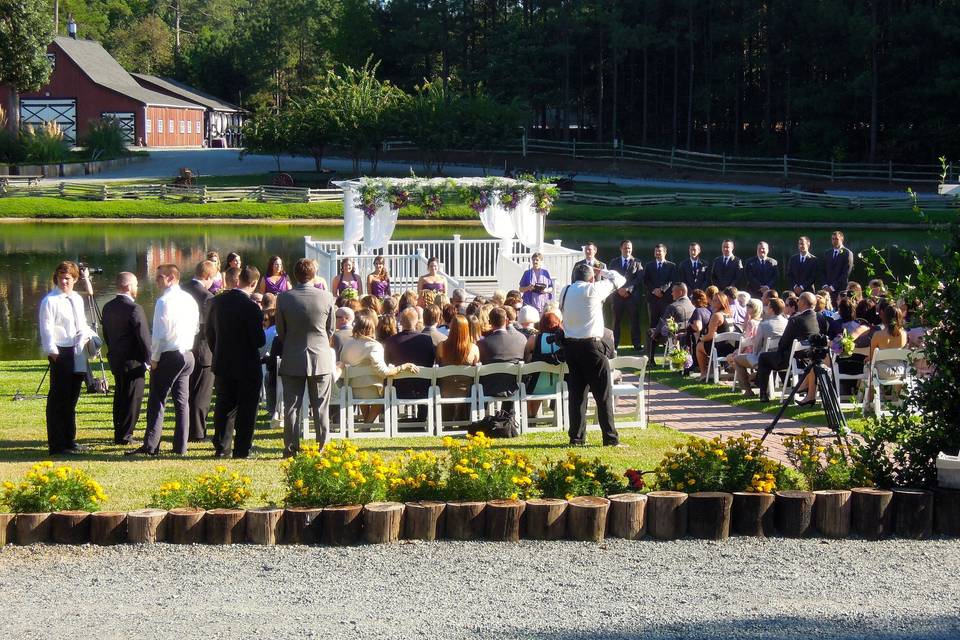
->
[[822, 230, 854, 304], [679, 242, 710, 292], [101, 272, 151, 445], [786, 236, 819, 295], [642, 243, 677, 346], [183, 261, 216, 442], [571, 241, 605, 281], [610, 240, 644, 351], [711, 239, 743, 289], [744, 241, 779, 298]]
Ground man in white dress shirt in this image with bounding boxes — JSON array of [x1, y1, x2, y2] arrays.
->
[[128, 264, 199, 456], [559, 263, 626, 447]]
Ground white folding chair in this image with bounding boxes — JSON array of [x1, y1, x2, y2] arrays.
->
[[387, 368, 436, 437], [609, 355, 649, 428], [761, 336, 782, 398], [475, 362, 525, 426], [663, 333, 676, 370], [434, 364, 479, 435], [830, 353, 868, 410], [708, 332, 742, 384], [780, 339, 805, 400], [863, 348, 913, 417], [343, 365, 392, 438], [274, 357, 346, 439], [519, 361, 565, 433]]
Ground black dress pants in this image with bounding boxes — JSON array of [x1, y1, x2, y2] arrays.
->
[[110, 363, 145, 444], [212, 372, 263, 458], [565, 338, 619, 446], [46, 347, 83, 454], [188, 362, 214, 440], [612, 296, 641, 350], [144, 350, 194, 454], [756, 351, 788, 400]]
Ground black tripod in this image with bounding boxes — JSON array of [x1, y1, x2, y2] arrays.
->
[[761, 355, 851, 447]]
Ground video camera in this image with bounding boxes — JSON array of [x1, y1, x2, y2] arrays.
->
[[795, 333, 830, 364], [77, 262, 104, 277]]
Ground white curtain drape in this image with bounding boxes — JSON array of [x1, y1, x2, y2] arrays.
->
[[513, 195, 541, 250], [363, 203, 398, 251], [479, 199, 516, 254], [339, 184, 364, 255]]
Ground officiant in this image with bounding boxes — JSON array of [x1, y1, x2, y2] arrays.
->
[[519, 252, 554, 313]]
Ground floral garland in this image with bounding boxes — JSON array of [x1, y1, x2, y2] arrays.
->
[[458, 184, 492, 214], [417, 183, 444, 217], [387, 184, 411, 211], [357, 180, 386, 219], [497, 184, 527, 211], [351, 177, 558, 218]]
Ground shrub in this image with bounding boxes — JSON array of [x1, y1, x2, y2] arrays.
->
[[21, 122, 69, 163], [653, 434, 791, 494], [281, 441, 391, 507], [80, 118, 126, 158], [535, 452, 624, 499], [387, 449, 445, 502], [782, 429, 872, 490], [1, 462, 107, 512], [442, 433, 534, 501], [148, 466, 253, 510]]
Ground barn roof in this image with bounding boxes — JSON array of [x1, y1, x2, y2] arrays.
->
[[131, 74, 242, 113], [53, 37, 202, 110]]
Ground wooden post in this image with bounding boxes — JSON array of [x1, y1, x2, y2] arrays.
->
[[783, 154, 788, 178], [485, 499, 525, 542], [127, 509, 168, 544], [572, 139, 576, 159], [647, 491, 688, 540], [669, 146, 675, 168], [16, 513, 52, 545], [813, 490, 851, 538], [775, 490, 815, 538], [0, 513, 14, 546], [205, 508, 246, 544], [607, 493, 647, 540], [892, 488, 934, 539], [831, 158, 835, 181], [51, 510, 91, 545], [687, 492, 733, 541], [523, 498, 567, 540], [567, 496, 610, 542], [246, 508, 285, 545], [935, 488, 960, 537], [90, 512, 127, 545], [444, 501, 486, 540], [851, 487, 892, 540], [363, 502, 405, 544], [169, 507, 206, 544], [321, 505, 363, 545], [403, 501, 445, 541], [732, 492, 775, 537], [283, 507, 322, 544], [888, 160, 893, 184], [721, 153, 726, 175]]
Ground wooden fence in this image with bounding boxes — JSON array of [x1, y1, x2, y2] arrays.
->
[[0, 180, 341, 204]]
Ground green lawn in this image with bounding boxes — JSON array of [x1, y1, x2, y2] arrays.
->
[[0, 360, 686, 511]]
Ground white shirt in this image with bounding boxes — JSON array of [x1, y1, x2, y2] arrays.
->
[[151, 284, 199, 361], [560, 269, 626, 339], [39, 289, 90, 355]]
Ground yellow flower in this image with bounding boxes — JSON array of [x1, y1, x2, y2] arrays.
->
[[294, 479, 305, 489], [565, 476, 575, 483], [744, 454, 753, 461], [509, 493, 518, 500], [584, 472, 594, 479], [215, 465, 226, 473], [49, 495, 58, 502], [482, 462, 492, 470], [687, 478, 696, 486], [469, 474, 479, 480]]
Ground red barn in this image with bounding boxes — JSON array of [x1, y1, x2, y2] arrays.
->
[[0, 36, 205, 147]]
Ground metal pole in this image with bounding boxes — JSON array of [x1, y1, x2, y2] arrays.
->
[[721, 153, 726, 175], [783, 154, 788, 179]]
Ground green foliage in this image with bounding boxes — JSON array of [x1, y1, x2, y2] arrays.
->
[[2, 461, 107, 513], [242, 109, 293, 171], [782, 429, 872, 491], [387, 450, 445, 502], [442, 433, 535, 501], [80, 118, 127, 159], [148, 466, 253, 510], [281, 441, 391, 507], [653, 434, 789, 494], [535, 452, 624, 499], [21, 122, 69, 163], [110, 14, 173, 75], [0, 0, 54, 97]]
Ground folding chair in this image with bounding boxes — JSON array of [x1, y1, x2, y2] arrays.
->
[[608, 355, 649, 428], [519, 361, 565, 433], [343, 365, 392, 438], [274, 356, 346, 439], [386, 368, 436, 437], [434, 365, 479, 435], [780, 339, 805, 400], [762, 337, 782, 399], [830, 353, 868, 410], [708, 332, 742, 385], [863, 348, 913, 417], [475, 362, 525, 426]]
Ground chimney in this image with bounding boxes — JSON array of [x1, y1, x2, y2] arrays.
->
[[67, 15, 77, 39]]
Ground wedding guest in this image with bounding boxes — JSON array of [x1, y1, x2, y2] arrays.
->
[[367, 255, 392, 299], [360, 295, 382, 315], [517, 305, 540, 338], [436, 315, 480, 422], [102, 272, 151, 445], [332, 257, 363, 297], [377, 313, 398, 342], [524, 310, 564, 418], [385, 307, 436, 421], [206, 251, 224, 294], [261, 292, 277, 311], [332, 306, 355, 359], [695, 292, 735, 381], [687, 289, 713, 354], [422, 304, 447, 346], [519, 252, 554, 313], [736, 298, 787, 397], [440, 304, 457, 335], [418, 256, 447, 296], [183, 260, 216, 442], [258, 256, 291, 295]]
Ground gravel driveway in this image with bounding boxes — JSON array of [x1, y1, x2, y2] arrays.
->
[[1, 538, 957, 639]]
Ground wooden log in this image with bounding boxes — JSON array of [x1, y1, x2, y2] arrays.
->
[[731, 492, 775, 537], [205, 508, 246, 544], [851, 488, 892, 540], [363, 502, 405, 544], [687, 492, 733, 540], [51, 510, 91, 545], [127, 509, 167, 544], [523, 498, 567, 541], [0, 513, 15, 546], [15, 513, 51, 545], [647, 491, 688, 540], [246, 508, 284, 545], [90, 512, 127, 545], [283, 507, 323, 544], [444, 501, 486, 540], [321, 505, 363, 545], [934, 488, 960, 537], [403, 501, 445, 541], [485, 499, 525, 542], [567, 496, 610, 542], [892, 488, 934, 540], [813, 490, 852, 538], [607, 493, 647, 540], [168, 507, 206, 544], [775, 490, 815, 538]]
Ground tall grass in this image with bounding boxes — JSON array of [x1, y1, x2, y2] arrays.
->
[[21, 122, 69, 163]]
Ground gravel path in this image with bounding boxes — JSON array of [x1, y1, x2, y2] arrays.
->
[[1, 538, 958, 639]]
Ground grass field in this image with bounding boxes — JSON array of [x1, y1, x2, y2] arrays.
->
[[0, 360, 687, 511]]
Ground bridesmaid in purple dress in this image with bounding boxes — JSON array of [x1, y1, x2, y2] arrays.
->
[[366, 255, 392, 299], [257, 255, 292, 295], [206, 250, 224, 294], [418, 256, 446, 297], [332, 257, 363, 297]]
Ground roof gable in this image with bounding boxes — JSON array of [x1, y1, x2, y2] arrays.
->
[[131, 73, 242, 113]]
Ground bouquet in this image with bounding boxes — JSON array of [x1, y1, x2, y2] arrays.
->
[[459, 185, 492, 214], [497, 186, 527, 211], [417, 184, 444, 217], [387, 184, 411, 211], [668, 346, 691, 369], [357, 181, 385, 219], [665, 317, 679, 335]]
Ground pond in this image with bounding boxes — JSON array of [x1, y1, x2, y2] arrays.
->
[[0, 221, 939, 360]]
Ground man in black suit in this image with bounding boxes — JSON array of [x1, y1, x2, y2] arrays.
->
[[679, 242, 710, 292], [711, 239, 743, 290], [570, 241, 605, 282], [756, 292, 822, 402], [786, 236, 818, 295], [642, 243, 677, 348], [206, 266, 266, 458], [183, 260, 216, 442], [101, 272, 151, 445], [609, 239, 644, 351], [744, 241, 779, 298], [648, 283, 695, 361], [385, 307, 437, 422], [478, 306, 527, 414], [822, 230, 854, 304]]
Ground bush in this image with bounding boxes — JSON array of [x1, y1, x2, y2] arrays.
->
[[782, 429, 872, 490], [80, 118, 126, 158], [1, 462, 107, 512], [535, 452, 624, 499], [21, 122, 70, 163], [442, 433, 534, 501], [148, 466, 253, 510], [281, 441, 391, 507], [387, 449, 445, 502], [653, 434, 791, 494]]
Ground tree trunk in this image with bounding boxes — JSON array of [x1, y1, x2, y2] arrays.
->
[[403, 501, 446, 541], [607, 493, 647, 540], [892, 488, 934, 540], [90, 512, 127, 545], [647, 491, 688, 540], [523, 498, 567, 540], [813, 490, 851, 538], [321, 505, 363, 546], [205, 508, 246, 544], [444, 501, 486, 540], [687, 492, 733, 540], [934, 488, 960, 537], [485, 499, 525, 542], [283, 507, 323, 544], [672, 33, 679, 148], [0, 513, 14, 546], [15, 513, 51, 545], [685, 0, 695, 150], [127, 508, 168, 544], [169, 507, 206, 544], [6, 88, 19, 135], [596, 28, 604, 143], [51, 510, 91, 545], [567, 496, 610, 542], [851, 487, 892, 540], [732, 492, 775, 537], [868, 0, 879, 164], [641, 41, 649, 146], [363, 502, 405, 544], [246, 508, 285, 545], [775, 490, 814, 537]]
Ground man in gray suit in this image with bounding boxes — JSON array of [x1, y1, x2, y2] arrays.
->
[[736, 297, 788, 397], [276, 258, 337, 457], [648, 283, 695, 361]]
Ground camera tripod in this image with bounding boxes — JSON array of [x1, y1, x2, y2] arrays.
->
[[761, 357, 851, 447]]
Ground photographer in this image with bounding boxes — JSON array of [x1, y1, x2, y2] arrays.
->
[[756, 292, 826, 402]]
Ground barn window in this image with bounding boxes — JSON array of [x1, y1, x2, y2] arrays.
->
[[145, 118, 152, 134], [46, 53, 56, 70], [187, 120, 192, 134], [197, 120, 202, 134], [168, 120, 174, 134], [157, 119, 163, 133]]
